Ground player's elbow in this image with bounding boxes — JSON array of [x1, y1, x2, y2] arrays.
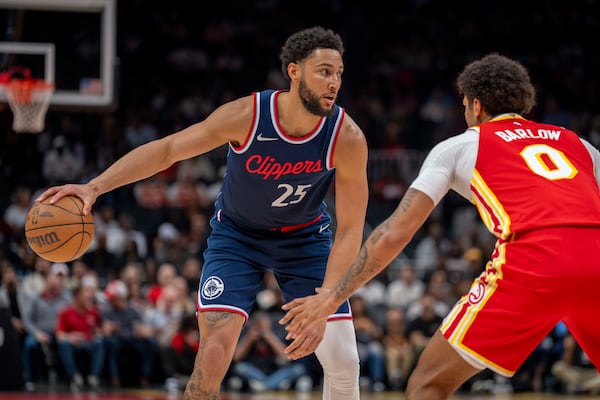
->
[[150, 136, 177, 170], [376, 225, 414, 252]]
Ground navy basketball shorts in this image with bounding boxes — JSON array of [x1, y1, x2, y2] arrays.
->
[[197, 211, 351, 322]]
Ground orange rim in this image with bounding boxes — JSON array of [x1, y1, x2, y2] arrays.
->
[[3, 79, 54, 104]]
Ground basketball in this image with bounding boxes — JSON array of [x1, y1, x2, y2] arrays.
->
[[24, 195, 94, 262]]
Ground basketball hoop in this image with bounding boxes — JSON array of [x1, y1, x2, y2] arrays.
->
[[2, 78, 54, 133]]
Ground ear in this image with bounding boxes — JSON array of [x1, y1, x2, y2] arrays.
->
[[287, 62, 300, 82], [472, 98, 491, 122], [472, 98, 483, 117]]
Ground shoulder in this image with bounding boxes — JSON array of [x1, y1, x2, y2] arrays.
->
[[338, 112, 365, 143], [211, 95, 255, 120], [426, 129, 478, 162], [100, 306, 115, 317], [332, 112, 368, 168], [57, 306, 72, 318], [202, 94, 257, 144], [129, 306, 143, 319], [61, 290, 72, 302], [336, 112, 368, 153], [580, 137, 600, 155], [436, 128, 478, 150]]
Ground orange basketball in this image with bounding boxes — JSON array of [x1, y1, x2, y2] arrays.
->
[[25, 195, 94, 262]]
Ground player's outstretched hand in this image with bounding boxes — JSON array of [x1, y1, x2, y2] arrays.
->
[[35, 184, 97, 216], [280, 287, 338, 360]]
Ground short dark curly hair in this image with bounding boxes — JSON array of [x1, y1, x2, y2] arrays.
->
[[456, 53, 536, 116], [279, 26, 344, 81]]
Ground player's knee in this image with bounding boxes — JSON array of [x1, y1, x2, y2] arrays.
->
[[198, 337, 230, 367], [317, 343, 359, 377], [316, 320, 360, 377], [196, 311, 244, 366], [335, 351, 359, 372], [332, 355, 360, 379]]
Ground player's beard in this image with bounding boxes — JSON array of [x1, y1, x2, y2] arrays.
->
[[299, 77, 335, 117]]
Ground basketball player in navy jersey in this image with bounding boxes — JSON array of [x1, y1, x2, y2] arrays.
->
[[36, 27, 367, 399]]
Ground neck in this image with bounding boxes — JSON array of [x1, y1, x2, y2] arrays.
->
[[277, 91, 322, 137], [478, 111, 493, 124]]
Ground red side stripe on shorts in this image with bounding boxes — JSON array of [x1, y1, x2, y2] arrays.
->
[[443, 300, 470, 338]]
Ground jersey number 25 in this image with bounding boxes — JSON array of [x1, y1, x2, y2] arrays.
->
[[272, 184, 312, 207]]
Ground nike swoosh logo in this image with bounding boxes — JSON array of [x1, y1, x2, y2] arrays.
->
[[256, 133, 278, 141], [319, 224, 330, 233]]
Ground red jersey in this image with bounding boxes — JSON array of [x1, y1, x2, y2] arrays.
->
[[56, 305, 101, 341], [442, 115, 600, 377], [472, 115, 600, 239]]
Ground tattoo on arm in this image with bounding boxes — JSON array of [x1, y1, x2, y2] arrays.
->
[[336, 246, 372, 301], [334, 188, 418, 302], [397, 188, 417, 213]]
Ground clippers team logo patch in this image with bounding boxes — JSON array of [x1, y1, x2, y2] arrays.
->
[[202, 276, 225, 300]]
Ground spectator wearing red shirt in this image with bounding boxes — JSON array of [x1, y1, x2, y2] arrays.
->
[[161, 314, 199, 392], [56, 282, 104, 391], [147, 262, 177, 306]]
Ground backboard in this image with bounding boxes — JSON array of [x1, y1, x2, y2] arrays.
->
[[0, 0, 116, 108]]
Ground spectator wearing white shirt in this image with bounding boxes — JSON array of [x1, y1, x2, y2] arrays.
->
[[42, 136, 84, 185], [386, 263, 425, 310], [3, 187, 31, 237]]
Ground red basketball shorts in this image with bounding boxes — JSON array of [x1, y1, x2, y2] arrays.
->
[[441, 226, 600, 376]]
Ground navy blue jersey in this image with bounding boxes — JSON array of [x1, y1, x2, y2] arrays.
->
[[217, 90, 344, 232]]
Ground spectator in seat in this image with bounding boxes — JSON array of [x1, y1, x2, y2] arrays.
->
[[161, 314, 199, 393], [382, 307, 414, 391], [552, 333, 600, 394], [349, 295, 387, 392], [55, 282, 105, 391], [147, 262, 177, 306], [101, 280, 157, 388], [2, 187, 31, 238], [21, 263, 71, 391], [230, 311, 306, 392], [0, 262, 25, 343], [18, 256, 51, 312]]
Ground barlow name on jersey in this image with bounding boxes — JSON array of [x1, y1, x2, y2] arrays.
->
[[494, 128, 561, 142]]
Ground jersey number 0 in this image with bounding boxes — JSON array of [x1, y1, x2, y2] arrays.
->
[[520, 144, 578, 181]]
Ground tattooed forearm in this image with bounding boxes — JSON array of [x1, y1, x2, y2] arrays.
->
[[335, 244, 381, 301], [333, 189, 420, 302], [397, 188, 418, 213], [368, 220, 389, 244]]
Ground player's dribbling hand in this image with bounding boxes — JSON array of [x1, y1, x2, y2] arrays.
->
[[280, 287, 338, 359], [36, 183, 97, 215]]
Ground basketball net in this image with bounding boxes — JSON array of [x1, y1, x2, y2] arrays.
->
[[3, 78, 54, 133]]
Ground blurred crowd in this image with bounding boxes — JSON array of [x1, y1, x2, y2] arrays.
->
[[1, 0, 600, 395]]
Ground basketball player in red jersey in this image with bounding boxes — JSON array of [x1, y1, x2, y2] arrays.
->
[[282, 53, 600, 399]]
